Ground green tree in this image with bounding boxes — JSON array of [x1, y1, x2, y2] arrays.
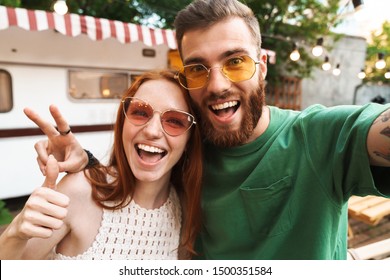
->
[[135, 0, 191, 28], [1, 0, 144, 23], [0, 200, 12, 225], [247, 0, 342, 83], [0, 0, 19, 5], [364, 21, 390, 85]]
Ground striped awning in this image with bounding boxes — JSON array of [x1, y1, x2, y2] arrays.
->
[[0, 5, 177, 49], [0, 5, 276, 63]]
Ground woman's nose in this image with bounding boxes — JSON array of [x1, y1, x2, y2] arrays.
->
[[142, 113, 164, 138]]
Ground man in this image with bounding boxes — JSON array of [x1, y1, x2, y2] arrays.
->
[[26, 0, 390, 259]]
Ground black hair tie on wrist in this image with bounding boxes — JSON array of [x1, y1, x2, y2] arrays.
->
[[84, 149, 99, 168]]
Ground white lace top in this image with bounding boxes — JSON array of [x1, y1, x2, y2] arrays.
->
[[51, 187, 182, 260]]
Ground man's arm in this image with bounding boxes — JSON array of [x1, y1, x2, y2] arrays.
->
[[24, 105, 89, 174], [367, 108, 390, 167]]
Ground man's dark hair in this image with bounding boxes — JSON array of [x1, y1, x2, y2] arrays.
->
[[174, 0, 262, 57]]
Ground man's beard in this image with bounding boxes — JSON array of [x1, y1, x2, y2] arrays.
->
[[193, 80, 266, 148]]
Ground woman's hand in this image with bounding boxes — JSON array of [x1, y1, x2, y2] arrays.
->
[[24, 105, 88, 174], [0, 156, 70, 259], [11, 155, 69, 240]]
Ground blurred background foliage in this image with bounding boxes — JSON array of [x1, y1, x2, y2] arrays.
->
[[364, 21, 390, 85]]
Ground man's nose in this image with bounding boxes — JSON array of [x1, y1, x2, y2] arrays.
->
[[205, 67, 231, 93]]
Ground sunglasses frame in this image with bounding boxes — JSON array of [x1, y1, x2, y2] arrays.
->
[[122, 97, 196, 137], [175, 55, 261, 90]]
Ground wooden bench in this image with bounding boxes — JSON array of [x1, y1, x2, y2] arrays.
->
[[348, 196, 390, 226], [348, 238, 390, 260], [348, 195, 390, 238]]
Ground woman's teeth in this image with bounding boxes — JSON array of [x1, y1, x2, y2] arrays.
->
[[137, 144, 164, 154]]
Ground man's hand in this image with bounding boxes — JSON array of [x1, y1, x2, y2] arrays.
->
[[24, 105, 88, 174]]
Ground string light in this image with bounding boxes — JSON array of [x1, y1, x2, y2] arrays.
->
[[53, 0, 68, 15], [289, 43, 300, 62], [385, 69, 390, 79], [375, 53, 386, 70], [312, 38, 324, 57], [322, 56, 331, 71], [332, 63, 341, 76], [357, 69, 366, 79]]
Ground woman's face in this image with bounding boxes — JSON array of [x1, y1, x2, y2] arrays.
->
[[122, 79, 191, 184]]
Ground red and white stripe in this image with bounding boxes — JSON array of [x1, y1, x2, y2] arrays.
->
[[0, 5, 275, 62], [0, 5, 177, 49]]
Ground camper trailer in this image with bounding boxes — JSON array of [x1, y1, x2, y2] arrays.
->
[[0, 6, 176, 199]]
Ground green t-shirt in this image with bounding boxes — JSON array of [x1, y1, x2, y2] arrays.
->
[[198, 103, 390, 259]]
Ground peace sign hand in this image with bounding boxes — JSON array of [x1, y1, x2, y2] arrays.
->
[[24, 105, 88, 175]]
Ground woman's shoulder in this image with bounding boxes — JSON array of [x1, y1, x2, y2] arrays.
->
[[54, 170, 104, 256], [56, 170, 103, 226], [56, 171, 92, 200]]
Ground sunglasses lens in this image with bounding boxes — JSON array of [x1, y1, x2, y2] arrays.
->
[[180, 56, 256, 89], [181, 64, 209, 89], [124, 99, 152, 126], [161, 111, 194, 136], [123, 98, 194, 136], [224, 56, 256, 82]]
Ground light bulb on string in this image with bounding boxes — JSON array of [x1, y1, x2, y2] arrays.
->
[[289, 43, 300, 62], [332, 64, 341, 76], [357, 69, 366, 79], [375, 53, 386, 70], [312, 38, 324, 57], [385, 69, 390, 79], [322, 56, 331, 71], [54, 0, 68, 15]]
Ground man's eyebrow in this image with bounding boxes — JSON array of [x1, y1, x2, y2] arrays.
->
[[222, 48, 248, 59], [183, 57, 205, 65], [183, 48, 250, 66]]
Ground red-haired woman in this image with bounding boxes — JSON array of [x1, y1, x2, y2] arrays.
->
[[0, 70, 203, 260]]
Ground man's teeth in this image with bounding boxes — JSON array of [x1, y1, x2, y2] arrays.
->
[[211, 101, 238, 111], [137, 144, 164, 154]]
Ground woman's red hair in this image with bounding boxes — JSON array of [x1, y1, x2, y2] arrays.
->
[[85, 69, 203, 258]]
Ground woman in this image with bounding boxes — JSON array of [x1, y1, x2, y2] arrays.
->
[[0, 70, 203, 260]]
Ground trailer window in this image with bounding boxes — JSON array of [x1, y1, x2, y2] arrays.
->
[[69, 71, 129, 99], [0, 70, 13, 113]]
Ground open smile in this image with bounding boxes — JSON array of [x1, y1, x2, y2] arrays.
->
[[136, 143, 167, 163], [209, 100, 240, 117]]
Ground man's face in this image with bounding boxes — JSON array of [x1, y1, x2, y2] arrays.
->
[[181, 17, 268, 147]]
